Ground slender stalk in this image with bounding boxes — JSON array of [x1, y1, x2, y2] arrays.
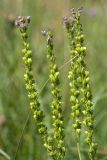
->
[[70, 146, 106, 157], [77, 142, 82, 160], [0, 149, 11, 160], [14, 110, 31, 160]]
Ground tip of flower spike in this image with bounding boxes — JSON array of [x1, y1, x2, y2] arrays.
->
[[46, 31, 53, 45], [15, 16, 31, 29], [63, 16, 70, 29], [26, 16, 31, 23], [18, 16, 22, 20], [77, 6, 83, 16], [70, 8, 75, 16], [63, 16, 68, 23], [78, 6, 83, 12], [41, 30, 47, 36], [41, 30, 53, 45]]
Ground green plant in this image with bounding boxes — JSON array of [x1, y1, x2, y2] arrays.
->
[[42, 31, 65, 159], [15, 8, 97, 160], [63, 8, 97, 160], [15, 16, 59, 160]]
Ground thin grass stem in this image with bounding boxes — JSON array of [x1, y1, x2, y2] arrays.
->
[[14, 110, 31, 160], [77, 142, 82, 160], [0, 149, 11, 160]]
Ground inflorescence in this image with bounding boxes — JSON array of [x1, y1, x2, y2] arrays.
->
[[42, 30, 65, 160], [16, 10, 97, 160], [63, 8, 97, 160], [15, 16, 59, 160]]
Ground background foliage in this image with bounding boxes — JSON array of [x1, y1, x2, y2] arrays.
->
[[0, 0, 107, 159]]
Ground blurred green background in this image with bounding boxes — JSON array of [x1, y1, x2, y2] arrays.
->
[[0, 0, 107, 159]]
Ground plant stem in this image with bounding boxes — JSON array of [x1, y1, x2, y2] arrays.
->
[[0, 149, 11, 160], [70, 146, 107, 157], [77, 142, 82, 160], [14, 110, 31, 160]]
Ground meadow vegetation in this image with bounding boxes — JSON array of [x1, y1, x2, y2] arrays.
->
[[0, 0, 107, 160]]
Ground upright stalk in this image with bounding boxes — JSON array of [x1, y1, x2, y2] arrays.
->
[[77, 142, 82, 160], [42, 31, 65, 160], [63, 8, 97, 160], [16, 16, 58, 160]]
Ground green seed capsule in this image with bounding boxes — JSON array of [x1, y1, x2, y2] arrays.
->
[[85, 70, 89, 76], [27, 50, 32, 56], [76, 47, 81, 53], [27, 58, 32, 64], [22, 49, 27, 54], [70, 96, 76, 103], [81, 46, 86, 52], [21, 33, 28, 38], [76, 110, 80, 116], [76, 77, 82, 83]]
